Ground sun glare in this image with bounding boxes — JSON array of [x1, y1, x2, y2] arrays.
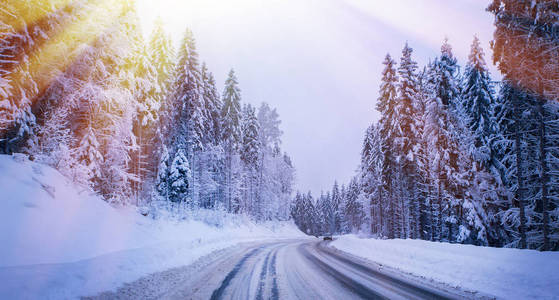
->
[[137, 0, 262, 18], [1, 0, 133, 137], [136, 0, 264, 41]]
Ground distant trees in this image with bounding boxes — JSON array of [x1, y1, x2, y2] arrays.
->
[[0, 1, 295, 221]]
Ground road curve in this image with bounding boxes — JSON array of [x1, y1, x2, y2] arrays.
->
[[90, 239, 469, 300]]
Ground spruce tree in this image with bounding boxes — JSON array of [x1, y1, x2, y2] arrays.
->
[[240, 104, 260, 216], [0, 2, 37, 154], [170, 29, 203, 153], [148, 17, 175, 104], [360, 124, 384, 235], [221, 69, 242, 211], [169, 149, 191, 204], [76, 126, 103, 188], [376, 54, 399, 239], [414, 67, 432, 240], [201, 63, 222, 146], [396, 42, 420, 238], [148, 18, 175, 181], [462, 36, 496, 166], [489, 1, 559, 250]]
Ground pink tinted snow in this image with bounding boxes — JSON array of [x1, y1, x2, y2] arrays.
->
[[331, 235, 559, 299]]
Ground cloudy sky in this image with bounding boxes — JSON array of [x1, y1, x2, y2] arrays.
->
[[137, 0, 500, 195]]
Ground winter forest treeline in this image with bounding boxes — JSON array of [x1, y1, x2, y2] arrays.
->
[[2, 1, 559, 251], [292, 1, 559, 251], [0, 1, 294, 221]]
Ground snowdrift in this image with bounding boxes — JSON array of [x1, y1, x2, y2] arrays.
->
[[331, 235, 559, 299], [0, 154, 304, 299]]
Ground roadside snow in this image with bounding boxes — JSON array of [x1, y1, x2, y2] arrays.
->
[[330, 235, 559, 299], [0, 154, 304, 299]]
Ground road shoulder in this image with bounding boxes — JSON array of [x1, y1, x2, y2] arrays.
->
[[321, 240, 495, 300]]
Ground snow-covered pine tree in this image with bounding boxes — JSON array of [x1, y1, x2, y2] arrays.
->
[[0, 1, 38, 154], [148, 17, 175, 109], [454, 120, 495, 247], [488, 0, 559, 100], [498, 84, 559, 250], [317, 192, 335, 235], [423, 40, 464, 242], [130, 41, 160, 203], [543, 100, 559, 250], [462, 36, 496, 167], [414, 66, 433, 240], [169, 29, 203, 154], [494, 82, 530, 248], [277, 152, 295, 220], [167, 29, 206, 208], [456, 36, 505, 247], [169, 149, 191, 204], [148, 19, 175, 199], [257, 103, 282, 150], [425, 61, 446, 242], [256, 102, 286, 219], [193, 63, 222, 209], [338, 184, 348, 234], [307, 192, 321, 236], [94, 3, 143, 205], [201, 63, 222, 146], [344, 177, 365, 233], [221, 69, 242, 212], [291, 191, 320, 236], [75, 125, 103, 189], [291, 192, 305, 231], [376, 53, 399, 239], [0, 6, 15, 130], [489, 0, 559, 250], [396, 42, 420, 239], [62, 40, 117, 198], [156, 145, 171, 201], [331, 181, 343, 234], [240, 103, 260, 216], [359, 125, 374, 234], [360, 124, 384, 235]]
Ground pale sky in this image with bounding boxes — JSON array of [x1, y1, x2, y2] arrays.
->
[[137, 0, 500, 195]]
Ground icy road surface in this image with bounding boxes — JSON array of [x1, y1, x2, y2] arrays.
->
[[90, 239, 471, 300]]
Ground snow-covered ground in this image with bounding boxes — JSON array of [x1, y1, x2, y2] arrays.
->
[[330, 235, 559, 299], [0, 154, 304, 299]]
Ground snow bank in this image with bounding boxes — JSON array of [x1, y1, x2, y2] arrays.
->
[[0, 154, 304, 299], [330, 235, 559, 299]]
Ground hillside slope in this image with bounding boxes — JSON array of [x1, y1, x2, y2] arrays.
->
[[0, 154, 304, 299]]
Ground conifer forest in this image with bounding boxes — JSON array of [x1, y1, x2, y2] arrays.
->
[[1, 1, 295, 220], [2, 1, 559, 298], [292, 2, 559, 251]]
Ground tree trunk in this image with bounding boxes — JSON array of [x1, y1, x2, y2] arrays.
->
[[388, 179, 395, 239], [428, 183, 434, 241], [537, 98, 550, 250], [378, 188, 384, 236], [514, 95, 527, 249], [437, 164, 442, 241]]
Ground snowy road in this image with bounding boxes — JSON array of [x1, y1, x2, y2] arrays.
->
[[91, 239, 468, 300]]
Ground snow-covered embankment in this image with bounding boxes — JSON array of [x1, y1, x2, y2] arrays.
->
[[330, 235, 559, 299], [0, 154, 304, 299]]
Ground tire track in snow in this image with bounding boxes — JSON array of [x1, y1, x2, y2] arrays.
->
[[298, 243, 386, 299], [255, 248, 272, 300], [256, 244, 281, 300], [210, 247, 261, 300], [269, 246, 279, 300]]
